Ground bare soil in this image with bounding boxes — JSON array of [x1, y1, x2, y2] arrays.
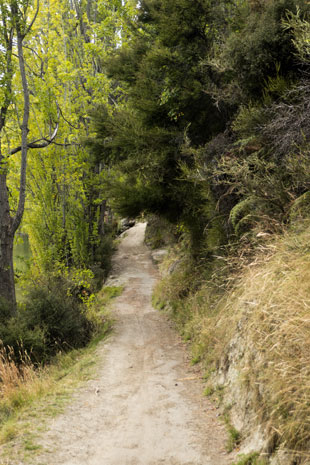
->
[[33, 223, 232, 465]]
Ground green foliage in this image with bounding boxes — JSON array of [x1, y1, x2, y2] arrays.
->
[[283, 7, 310, 65], [214, 0, 302, 100], [89, 0, 232, 249], [94, 234, 114, 276], [203, 385, 214, 397], [289, 191, 310, 221], [22, 282, 92, 356], [0, 275, 96, 364], [232, 104, 269, 138], [89, 0, 310, 256], [144, 215, 178, 249], [232, 452, 267, 465], [102, 171, 166, 218], [99, 286, 123, 304], [4, 0, 130, 306], [226, 422, 241, 453], [0, 317, 46, 364], [0, 298, 14, 325], [229, 197, 271, 236]]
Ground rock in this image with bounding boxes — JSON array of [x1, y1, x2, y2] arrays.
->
[[151, 249, 168, 264], [168, 258, 184, 275], [119, 218, 136, 233]]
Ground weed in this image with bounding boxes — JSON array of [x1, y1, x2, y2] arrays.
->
[[232, 452, 268, 465], [24, 439, 42, 451], [100, 286, 123, 303], [203, 385, 214, 397], [191, 355, 201, 365], [226, 423, 241, 452]]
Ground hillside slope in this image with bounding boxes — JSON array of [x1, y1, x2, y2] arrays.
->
[[153, 221, 310, 465]]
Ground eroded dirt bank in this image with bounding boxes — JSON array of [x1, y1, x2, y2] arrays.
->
[[33, 222, 231, 465]]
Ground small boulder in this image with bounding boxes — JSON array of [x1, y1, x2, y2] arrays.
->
[[119, 218, 136, 233]]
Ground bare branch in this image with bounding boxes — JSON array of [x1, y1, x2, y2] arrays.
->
[[0, 12, 14, 132], [25, 0, 40, 37], [52, 140, 81, 147], [12, 25, 30, 233], [9, 118, 59, 155], [59, 105, 80, 130]]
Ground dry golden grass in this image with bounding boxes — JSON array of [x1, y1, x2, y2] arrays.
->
[[0, 284, 117, 464], [0, 344, 51, 454], [155, 222, 310, 463], [0, 345, 37, 399], [233, 226, 310, 461], [0, 336, 106, 461]]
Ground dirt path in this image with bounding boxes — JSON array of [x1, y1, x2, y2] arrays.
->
[[34, 223, 232, 465]]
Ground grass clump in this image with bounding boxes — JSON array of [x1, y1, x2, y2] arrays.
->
[[232, 452, 267, 465], [223, 412, 241, 452]]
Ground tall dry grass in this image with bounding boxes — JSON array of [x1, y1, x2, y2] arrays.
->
[[155, 222, 310, 463], [0, 345, 35, 395], [0, 344, 41, 427], [233, 226, 310, 462]]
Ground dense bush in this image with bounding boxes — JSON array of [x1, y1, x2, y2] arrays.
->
[[0, 276, 94, 364], [24, 280, 93, 352], [144, 215, 178, 249], [218, 0, 300, 99], [0, 298, 13, 325]]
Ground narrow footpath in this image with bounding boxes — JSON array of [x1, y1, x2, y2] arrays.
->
[[34, 222, 231, 465]]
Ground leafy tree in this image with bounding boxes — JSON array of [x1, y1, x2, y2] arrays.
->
[[0, 0, 59, 313], [5, 0, 136, 284], [89, 0, 310, 255], [90, 0, 233, 250]]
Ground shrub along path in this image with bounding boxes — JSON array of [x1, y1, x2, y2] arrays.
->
[[33, 222, 231, 465]]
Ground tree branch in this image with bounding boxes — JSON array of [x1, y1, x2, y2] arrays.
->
[[58, 105, 80, 130], [25, 0, 40, 37], [9, 117, 59, 155], [12, 25, 30, 233]]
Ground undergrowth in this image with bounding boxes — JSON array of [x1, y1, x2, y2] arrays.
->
[[232, 452, 268, 465], [0, 284, 122, 463], [153, 221, 310, 464]]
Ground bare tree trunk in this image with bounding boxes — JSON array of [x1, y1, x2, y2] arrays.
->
[[0, 12, 32, 313], [0, 0, 41, 313], [0, 6, 15, 313], [12, 30, 30, 235], [0, 166, 16, 313], [99, 200, 106, 236]]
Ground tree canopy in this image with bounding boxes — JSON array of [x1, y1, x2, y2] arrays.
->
[[88, 0, 310, 253]]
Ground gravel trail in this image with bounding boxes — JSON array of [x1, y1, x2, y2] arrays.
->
[[33, 222, 231, 465]]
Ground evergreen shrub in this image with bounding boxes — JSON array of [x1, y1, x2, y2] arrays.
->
[[22, 278, 93, 359], [0, 298, 13, 324], [221, 0, 299, 98], [0, 277, 94, 364]]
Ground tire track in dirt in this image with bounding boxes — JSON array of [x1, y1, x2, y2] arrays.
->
[[33, 222, 232, 465]]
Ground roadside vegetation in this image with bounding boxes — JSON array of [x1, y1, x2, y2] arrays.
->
[[153, 221, 310, 464], [2, 0, 310, 463], [85, 1, 310, 463], [0, 284, 122, 463]]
